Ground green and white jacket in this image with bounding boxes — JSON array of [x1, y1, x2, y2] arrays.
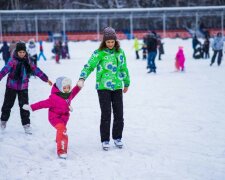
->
[[79, 48, 130, 90]]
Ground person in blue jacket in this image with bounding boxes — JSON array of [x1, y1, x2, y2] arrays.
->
[[210, 32, 224, 66]]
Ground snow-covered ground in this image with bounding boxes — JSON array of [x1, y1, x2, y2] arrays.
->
[[0, 38, 225, 180]]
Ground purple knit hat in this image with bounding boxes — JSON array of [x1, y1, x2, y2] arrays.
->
[[103, 27, 117, 41]]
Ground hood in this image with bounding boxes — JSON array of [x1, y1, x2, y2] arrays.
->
[[28, 43, 36, 48], [178, 49, 184, 53], [51, 83, 61, 95]]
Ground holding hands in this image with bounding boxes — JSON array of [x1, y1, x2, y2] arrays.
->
[[48, 80, 53, 86], [77, 79, 84, 88]]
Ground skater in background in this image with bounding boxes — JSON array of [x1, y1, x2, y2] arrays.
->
[[27, 39, 37, 66], [193, 44, 204, 59], [23, 77, 82, 159], [65, 41, 70, 59], [141, 43, 147, 60], [61, 42, 67, 59], [157, 36, 164, 60], [77, 27, 130, 151], [53, 41, 61, 64], [38, 40, 47, 61], [192, 35, 201, 58], [9, 40, 16, 56], [210, 32, 224, 66], [0, 41, 52, 134], [203, 36, 210, 59], [133, 37, 140, 59], [175, 46, 186, 72], [0, 41, 10, 65], [146, 31, 158, 73]]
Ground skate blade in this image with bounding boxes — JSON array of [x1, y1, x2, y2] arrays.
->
[[58, 156, 67, 160], [25, 132, 32, 135], [114, 143, 123, 149], [58, 155, 67, 160], [102, 147, 109, 151]]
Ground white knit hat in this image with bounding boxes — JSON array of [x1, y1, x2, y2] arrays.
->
[[55, 76, 72, 93]]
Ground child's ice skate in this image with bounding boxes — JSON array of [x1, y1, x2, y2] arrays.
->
[[23, 124, 32, 134], [58, 153, 67, 159], [1, 121, 7, 130], [102, 141, 110, 151], [114, 139, 123, 149]]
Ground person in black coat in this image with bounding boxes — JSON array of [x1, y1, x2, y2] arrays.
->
[[203, 37, 210, 59], [192, 35, 201, 58], [146, 32, 158, 73], [0, 41, 10, 65], [157, 36, 164, 60]]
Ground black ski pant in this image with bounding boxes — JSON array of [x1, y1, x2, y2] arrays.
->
[[97, 90, 124, 142], [31, 54, 38, 66], [135, 51, 140, 59], [211, 50, 223, 66], [1, 87, 30, 126]]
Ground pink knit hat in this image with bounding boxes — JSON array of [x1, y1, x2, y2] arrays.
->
[[178, 46, 184, 49]]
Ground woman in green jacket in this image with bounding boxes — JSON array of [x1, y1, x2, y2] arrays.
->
[[77, 27, 130, 151]]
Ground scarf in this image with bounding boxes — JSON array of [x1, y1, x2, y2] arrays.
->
[[56, 92, 71, 100], [13, 53, 33, 80]]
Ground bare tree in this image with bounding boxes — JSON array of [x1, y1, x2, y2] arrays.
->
[[72, 1, 96, 8], [10, 0, 15, 9], [114, 0, 125, 8], [134, 0, 141, 8], [0, 0, 224, 10], [92, 0, 103, 8]]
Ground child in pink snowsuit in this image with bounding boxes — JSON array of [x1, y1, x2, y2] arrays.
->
[[23, 77, 82, 159], [175, 46, 185, 71]]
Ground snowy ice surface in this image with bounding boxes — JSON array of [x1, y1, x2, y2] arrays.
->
[[0, 38, 225, 180]]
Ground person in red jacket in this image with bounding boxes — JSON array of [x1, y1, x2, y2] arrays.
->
[[23, 77, 82, 159], [175, 46, 186, 72]]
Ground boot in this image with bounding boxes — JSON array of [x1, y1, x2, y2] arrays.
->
[[1, 121, 7, 130], [23, 124, 32, 134]]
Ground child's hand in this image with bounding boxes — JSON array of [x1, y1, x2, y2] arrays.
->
[[48, 80, 53, 86], [69, 105, 73, 112], [77, 79, 84, 88], [23, 104, 32, 111]]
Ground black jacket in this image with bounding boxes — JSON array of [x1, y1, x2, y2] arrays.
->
[[146, 35, 158, 52], [0, 42, 10, 61]]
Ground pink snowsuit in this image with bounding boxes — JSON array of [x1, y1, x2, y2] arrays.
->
[[30, 84, 81, 155], [175, 48, 185, 71], [31, 84, 80, 126]]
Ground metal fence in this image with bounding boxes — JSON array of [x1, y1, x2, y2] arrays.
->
[[0, 6, 224, 42]]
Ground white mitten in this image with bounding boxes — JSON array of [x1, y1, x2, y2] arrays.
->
[[23, 104, 32, 111], [69, 105, 73, 112], [77, 79, 84, 88]]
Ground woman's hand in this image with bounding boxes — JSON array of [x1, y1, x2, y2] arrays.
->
[[48, 80, 53, 86], [123, 87, 128, 93]]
